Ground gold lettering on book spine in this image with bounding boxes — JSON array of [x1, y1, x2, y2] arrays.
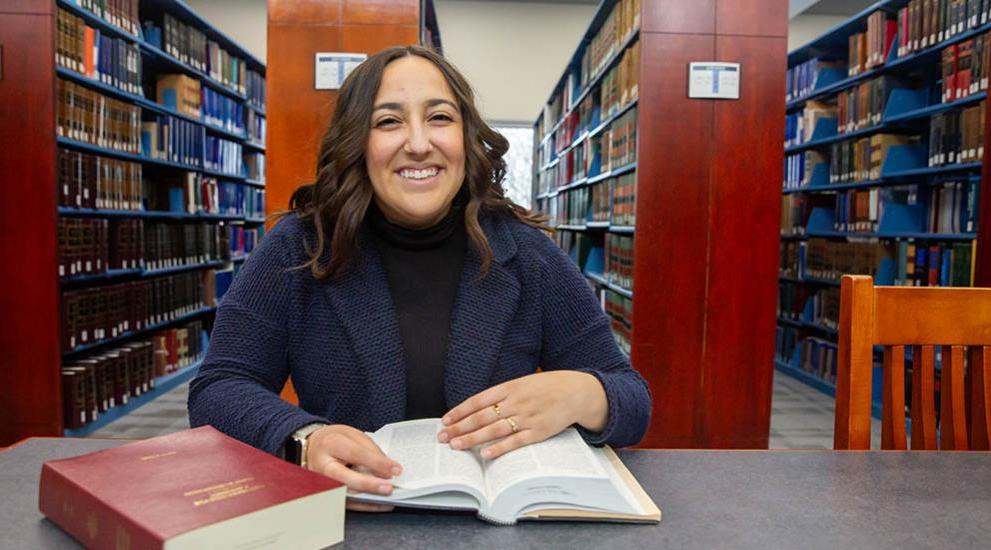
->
[[86, 512, 99, 539], [140, 450, 178, 461], [183, 477, 266, 507], [115, 525, 131, 550]]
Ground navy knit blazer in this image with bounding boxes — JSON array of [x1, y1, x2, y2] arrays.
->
[[188, 211, 652, 455]]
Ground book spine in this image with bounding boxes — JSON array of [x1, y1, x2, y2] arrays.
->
[[39, 464, 163, 550]]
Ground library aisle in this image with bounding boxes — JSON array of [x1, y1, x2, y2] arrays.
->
[[86, 376, 882, 449]]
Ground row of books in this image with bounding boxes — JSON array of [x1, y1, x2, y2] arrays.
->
[[604, 234, 634, 291], [603, 291, 632, 356], [61, 271, 214, 353], [837, 77, 889, 134], [58, 219, 232, 277], [829, 134, 910, 183], [600, 40, 640, 120], [783, 150, 824, 191], [215, 183, 265, 218], [589, 171, 637, 226], [149, 13, 248, 95], [205, 136, 244, 176], [777, 281, 810, 320], [141, 114, 204, 167], [58, 148, 141, 210], [778, 283, 840, 328], [247, 109, 266, 144], [774, 328, 838, 386], [605, 107, 637, 170], [245, 151, 266, 181], [784, 100, 832, 148], [246, 69, 265, 111], [898, 0, 991, 58], [71, 0, 141, 36], [581, 0, 640, 88], [57, 78, 141, 154], [929, 102, 986, 166], [848, 9, 897, 75], [786, 58, 839, 103], [229, 225, 260, 258], [896, 240, 976, 286], [941, 34, 989, 101], [555, 187, 589, 227], [805, 238, 893, 283], [202, 86, 247, 134], [62, 321, 207, 429], [57, 7, 142, 95]]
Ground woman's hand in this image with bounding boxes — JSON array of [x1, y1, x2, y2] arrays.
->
[[437, 371, 608, 460], [306, 424, 402, 512]]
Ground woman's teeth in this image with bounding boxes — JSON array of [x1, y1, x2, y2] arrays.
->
[[400, 168, 439, 180]]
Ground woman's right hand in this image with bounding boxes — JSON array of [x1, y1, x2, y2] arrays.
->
[[305, 424, 403, 512]]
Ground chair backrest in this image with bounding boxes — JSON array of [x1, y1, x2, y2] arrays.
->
[[834, 275, 991, 450]]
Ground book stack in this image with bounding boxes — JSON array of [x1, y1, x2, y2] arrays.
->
[[156, 74, 202, 118], [207, 40, 247, 95], [247, 109, 266, 144], [141, 114, 205, 167], [847, 10, 897, 75], [800, 338, 838, 383], [144, 222, 229, 269], [56, 79, 141, 153], [245, 151, 266, 181], [897, 0, 991, 57], [600, 40, 640, 117], [203, 87, 246, 134], [62, 341, 155, 430], [73, 0, 141, 36], [837, 77, 892, 133], [786, 58, 842, 102], [58, 218, 109, 278], [581, 0, 640, 86], [941, 36, 990, 102], [60, 271, 210, 353], [228, 225, 259, 258], [604, 292, 632, 355], [605, 234, 634, 291], [150, 320, 207, 376], [829, 134, 914, 183], [783, 150, 827, 191], [929, 101, 986, 166], [247, 69, 266, 111], [777, 281, 809, 321], [612, 171, 636, 226], [591, 182, 610, 222], [157, 13, 209, 72], [204, 136, 243, 176], [606, 107, 637, 170], [57, 7, 143, 95], [785, 100, 836, 148]]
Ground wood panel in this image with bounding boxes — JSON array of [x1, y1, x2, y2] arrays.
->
[[640, 0, 715, 35], [716, 0, 787, 37], [701, 34, 786, 448], [873, 286, 991, 345], [268, 0, 342, 22], [0, 12, 60, 445], [0, 0, 53, 15], [343, 0, 418, 25], [341, 25, 419, 53], [632, 32, 714, 448]]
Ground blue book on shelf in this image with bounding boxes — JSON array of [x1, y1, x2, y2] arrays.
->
[[168, 187, 185, 213]]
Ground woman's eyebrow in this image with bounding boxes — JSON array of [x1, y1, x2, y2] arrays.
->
[[372, 99, 457, 113], [372, 102, 402, 113]]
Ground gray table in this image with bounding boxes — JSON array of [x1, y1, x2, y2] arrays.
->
[[2, 439, 990, 549]]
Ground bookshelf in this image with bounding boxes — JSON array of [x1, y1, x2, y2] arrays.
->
[[0, 0, 267, 444], [778, 0, 991, 416], [532, 0, 787, 448]]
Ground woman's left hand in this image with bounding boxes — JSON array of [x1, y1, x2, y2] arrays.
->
[[437, 371, 608, 460]]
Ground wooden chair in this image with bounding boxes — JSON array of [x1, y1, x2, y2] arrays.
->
[[834, 275, 991, 450]]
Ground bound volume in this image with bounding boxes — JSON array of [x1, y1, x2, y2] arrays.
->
[[352, 418, 661, 525], [39, 426, 345, 549]]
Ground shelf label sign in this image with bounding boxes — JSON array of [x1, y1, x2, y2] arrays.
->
[[315, 53, 368, 90], [688, 62, 741, 100]]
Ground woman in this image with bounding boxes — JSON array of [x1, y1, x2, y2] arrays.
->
[[188, 45, 651, 509]]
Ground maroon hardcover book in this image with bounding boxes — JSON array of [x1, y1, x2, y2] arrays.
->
[[39, 426, 345, 549]]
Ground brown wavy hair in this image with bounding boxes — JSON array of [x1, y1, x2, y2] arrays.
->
[[285, 45, 549, 281]]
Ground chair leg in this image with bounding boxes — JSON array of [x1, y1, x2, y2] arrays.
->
[[971, 347, 991, 451], [940, 346, 968, 450]]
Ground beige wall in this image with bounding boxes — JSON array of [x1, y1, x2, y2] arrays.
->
[[434, 0, 597, 123], [788, 14, 849, 52], [184, 0, 268, 62]]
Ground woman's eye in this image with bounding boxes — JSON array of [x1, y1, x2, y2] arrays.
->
[[375, 118, 399, 128], [431, 114, 453, 123]]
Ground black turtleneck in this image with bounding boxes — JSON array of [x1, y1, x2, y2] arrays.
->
[[367, 190, 468, 420]]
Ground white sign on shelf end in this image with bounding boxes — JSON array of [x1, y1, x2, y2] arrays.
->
[[315, 53, 368, 90], [688, 62, 741, 100]]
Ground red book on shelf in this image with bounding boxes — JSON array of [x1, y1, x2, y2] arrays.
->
[[39, 426, 346, 550]]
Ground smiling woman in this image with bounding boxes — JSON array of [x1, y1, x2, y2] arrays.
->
[[187, 45, 651, 513]]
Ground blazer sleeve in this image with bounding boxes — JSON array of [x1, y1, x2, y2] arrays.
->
[[537, 237, 652, 448], [187, 218, 327, 454]]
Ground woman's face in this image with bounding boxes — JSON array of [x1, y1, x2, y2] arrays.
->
[[366, 56, 466, 229]]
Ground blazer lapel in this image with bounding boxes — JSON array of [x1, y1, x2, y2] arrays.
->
[[324, 236, 407, 425], [444, 215, 522, 408]]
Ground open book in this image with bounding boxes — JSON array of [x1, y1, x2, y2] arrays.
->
[[351, 418, 660, 526]]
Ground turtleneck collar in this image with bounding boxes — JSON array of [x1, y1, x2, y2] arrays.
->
[[367, 185, 468, 250]]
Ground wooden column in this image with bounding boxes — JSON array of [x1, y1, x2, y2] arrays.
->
[[265, 0, 421, 222], [266, 0, 421, 403], [633, 0, 787, 448], [0, 2, 61, 444]]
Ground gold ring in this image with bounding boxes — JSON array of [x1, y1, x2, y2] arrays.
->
[[493, 403, 503, 418], [505, 417, 519, 433]]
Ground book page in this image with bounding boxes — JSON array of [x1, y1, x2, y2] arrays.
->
[[371, 419, 485, 495], [482, 428, 607, 498]]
